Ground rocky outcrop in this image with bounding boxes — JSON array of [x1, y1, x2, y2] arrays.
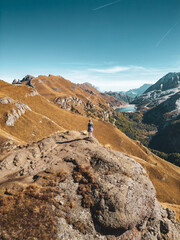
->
[[6, 113, 16, 126], [25, 89, 39, 97], [55, 96, 113, 120], [55, 96, 84, 111], [0, 131, 179, 239], [12, 75, 35, 87], [21, 75, 35, 83], [15, 102, 31, 113], [0, 97, 14, 104], [5, 100, 31, 126]]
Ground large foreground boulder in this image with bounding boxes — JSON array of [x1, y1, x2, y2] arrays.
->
[[0, 131, 179, 239]]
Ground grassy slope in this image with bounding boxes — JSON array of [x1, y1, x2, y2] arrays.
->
[[0, 80, 180, 220]]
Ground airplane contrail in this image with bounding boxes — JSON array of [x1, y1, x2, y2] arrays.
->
[[156, 21, 178, 47], [93, 0, 121, 11]]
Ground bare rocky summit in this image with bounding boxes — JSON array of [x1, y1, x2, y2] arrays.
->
[[0, 131, 179, 239]]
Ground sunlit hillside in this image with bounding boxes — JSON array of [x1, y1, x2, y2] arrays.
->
[[0, 79, 180, 221]]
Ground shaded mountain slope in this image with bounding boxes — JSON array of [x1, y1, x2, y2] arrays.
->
[[149, 120, 180, 153], [143, 91, 180, 154], [143, 91, 180, 127], [131, 73, 180, 154]]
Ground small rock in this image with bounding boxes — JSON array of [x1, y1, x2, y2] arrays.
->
[[0, 97, 14, 104], [160, 220, 169, 234], [6, 113, 16, 126]]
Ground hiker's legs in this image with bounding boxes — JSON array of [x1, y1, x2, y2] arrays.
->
[[88, 131, 93, 138]]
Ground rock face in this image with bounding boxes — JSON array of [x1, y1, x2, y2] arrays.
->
[[5, 101, 31, 126], [0, 96, 32, 127], [6, 113, 16, 126], [21, 74, 35, 83], [0, 97, 14, 104], [0, 131, 179, 239]]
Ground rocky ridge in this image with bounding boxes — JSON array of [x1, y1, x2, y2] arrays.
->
[[12, 75, 124, 120], [0, 131, 179, 239]]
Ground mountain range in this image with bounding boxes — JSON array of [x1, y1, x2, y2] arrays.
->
[[105, 84, 152, 103], [0, 75, 180, 239], [121, 83, 152, 98], [13, 75, 125, 120]]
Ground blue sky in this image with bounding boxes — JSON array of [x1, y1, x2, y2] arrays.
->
[[0, 0, 180, 91]]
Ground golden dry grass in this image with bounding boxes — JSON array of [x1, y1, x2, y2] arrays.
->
[[0, 80, 180, 218]]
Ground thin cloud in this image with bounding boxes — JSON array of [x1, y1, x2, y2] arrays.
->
[[93, 0, 122, 11], [156, 21, 178, 47], [89, 65, 147, 74], [89, 66, 130, 73]]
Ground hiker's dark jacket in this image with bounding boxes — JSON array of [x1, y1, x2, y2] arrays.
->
[[88, 122, 93, 132]]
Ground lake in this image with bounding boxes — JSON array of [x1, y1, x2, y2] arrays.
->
[[115, 105, 136, 113]]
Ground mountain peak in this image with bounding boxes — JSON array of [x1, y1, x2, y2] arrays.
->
[[145, 72, 180, 93]]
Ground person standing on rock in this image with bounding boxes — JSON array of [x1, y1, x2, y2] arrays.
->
[[88, 119, 93, 138]]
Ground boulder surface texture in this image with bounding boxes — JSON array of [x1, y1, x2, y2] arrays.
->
[[0, 131, 179, 239]]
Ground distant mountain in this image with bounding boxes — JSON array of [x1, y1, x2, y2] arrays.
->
[[133, 72, 180, 154], [123, 84, 152, 98], [105, 91, 133, 103], [143, 91, 180, 127], [132, 72, 180, 111], [143, 91, 180, 153], [144, 72, 180, 93], [105, 84, 151, 103]]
